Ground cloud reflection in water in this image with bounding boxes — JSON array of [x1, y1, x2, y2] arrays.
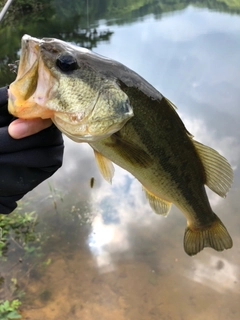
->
[[186, 254, 240, 294], [87, 166, 160, 273]]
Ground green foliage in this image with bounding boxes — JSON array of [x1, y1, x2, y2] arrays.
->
[[0, 205, 42, 260], [217, 0, 240, 8], [1, 0, 240, 86], [0, 299, 22, 320]]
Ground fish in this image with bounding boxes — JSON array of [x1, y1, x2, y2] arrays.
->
[[8, 34, 233, 256], [90, 177, 95, 188]]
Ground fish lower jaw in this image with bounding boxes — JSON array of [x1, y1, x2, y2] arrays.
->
[[63, 131, 108, 143], [53, 114, 129, 142], [52, 118, 116, 143]]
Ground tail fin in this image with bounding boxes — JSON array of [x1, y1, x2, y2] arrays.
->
[[184, 214, 233, 256]]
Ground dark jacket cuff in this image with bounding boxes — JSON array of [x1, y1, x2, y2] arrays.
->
[[0, 86, 8, 107]]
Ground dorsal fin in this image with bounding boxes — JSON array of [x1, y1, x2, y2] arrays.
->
[[164, 96, 177, 110], [94, 150, 115, 184], [143, 186, 172, 216], [192, 140, 233, 197]]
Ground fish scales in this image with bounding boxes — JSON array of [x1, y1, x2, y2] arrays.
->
[[91, 85, 212, 223], [8, 35, 233, 256]]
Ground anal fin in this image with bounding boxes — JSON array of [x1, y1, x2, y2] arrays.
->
[[143, 186, 172, 216], [94, 150, 115, 184]]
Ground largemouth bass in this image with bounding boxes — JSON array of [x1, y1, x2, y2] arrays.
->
[[8, 35, 233, 256]]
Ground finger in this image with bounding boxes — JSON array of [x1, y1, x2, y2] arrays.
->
[[8, 118, 53, 139]]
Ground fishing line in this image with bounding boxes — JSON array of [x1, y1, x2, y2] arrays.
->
[[0, 0, 14, 23]]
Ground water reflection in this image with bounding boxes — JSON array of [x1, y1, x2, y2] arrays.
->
[[88, 215, 122, 273], [187, 254, 240, 294], [87, 164, 154, 273], [0, 2, 240, 319]]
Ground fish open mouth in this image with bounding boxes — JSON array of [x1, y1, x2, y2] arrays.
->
[[8, 34, 134, 142], [8, 35, 56, 119]]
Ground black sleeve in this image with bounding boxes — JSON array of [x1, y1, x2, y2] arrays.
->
[[0, 86, 11, 125], [0, 86, 64, 214], [0, 87, 8, 105]]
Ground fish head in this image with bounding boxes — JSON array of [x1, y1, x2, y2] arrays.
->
[[8, 34, 133, 142]]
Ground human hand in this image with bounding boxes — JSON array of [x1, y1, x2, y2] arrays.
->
[[0, 86, 64, 214], [8, 118, 53, 139], [7, 86, 53, 139]]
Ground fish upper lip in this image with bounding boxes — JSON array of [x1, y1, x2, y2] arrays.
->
[[16, 35, 41, 82]]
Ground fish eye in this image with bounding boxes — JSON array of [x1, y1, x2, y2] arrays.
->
[[56, 54, 78, 72]]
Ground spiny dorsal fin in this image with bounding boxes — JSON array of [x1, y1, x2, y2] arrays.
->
[[192, 140, 233, 198], [164, 96, 177, 110], [163, 97, 193, 137], [184, 213, 233, 256], [143, 186, 172, 216], [94, 150, 115, 184]]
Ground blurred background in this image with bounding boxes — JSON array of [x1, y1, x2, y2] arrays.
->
[[0, 1, 239, 319]]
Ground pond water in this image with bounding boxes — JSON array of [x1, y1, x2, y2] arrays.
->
[[0, 1, 240, 319]]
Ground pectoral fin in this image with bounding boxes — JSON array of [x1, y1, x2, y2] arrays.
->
[[193, 140, 233, 197], [94, 150, 115, 184], [108, 132, 153, 168], [143, 186, 172, 216]]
